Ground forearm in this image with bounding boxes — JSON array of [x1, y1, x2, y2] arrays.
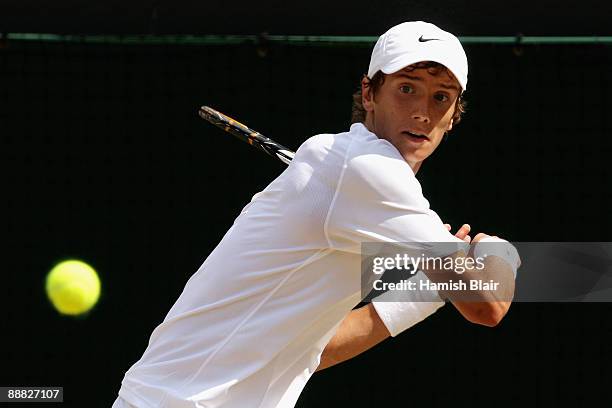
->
[[427, 245, 517, 327], [316, 304, 390, 371]]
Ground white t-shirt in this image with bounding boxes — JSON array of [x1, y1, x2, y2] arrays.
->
[[116, 123, 463, 408]]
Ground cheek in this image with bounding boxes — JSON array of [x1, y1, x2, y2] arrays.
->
[[435, 104, 455, 129], [373, 98, 395, 125], [383, 95, 410, 125]]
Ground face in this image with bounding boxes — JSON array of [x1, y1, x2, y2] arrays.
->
[[362, 63, 461, 172]]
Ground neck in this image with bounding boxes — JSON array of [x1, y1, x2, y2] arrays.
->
[[410, 161, 422, 174]]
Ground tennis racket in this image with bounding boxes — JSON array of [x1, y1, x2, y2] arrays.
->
[[198, 106, 295, 165]]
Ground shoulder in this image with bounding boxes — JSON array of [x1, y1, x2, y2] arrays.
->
[[343, 124, 412, 177], [291, 128, 353, 172], [294, 133, 337, 162], [342, 127, 426, 206]]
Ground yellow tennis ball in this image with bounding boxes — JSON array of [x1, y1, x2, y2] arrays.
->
[[46, 260, 101, 316]]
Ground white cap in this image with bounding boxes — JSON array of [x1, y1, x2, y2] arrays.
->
[[367, 21, 468, 91]]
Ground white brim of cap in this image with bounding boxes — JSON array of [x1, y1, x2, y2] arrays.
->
[[377, 50, 467, 91]]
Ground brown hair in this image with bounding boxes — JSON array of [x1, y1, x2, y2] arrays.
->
[[350, 61, 467, 127]]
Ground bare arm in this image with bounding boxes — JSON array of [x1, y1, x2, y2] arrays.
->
[[316, 303, 390, 372], [316, 227, 516, 371], [430, 229, 516, 327]]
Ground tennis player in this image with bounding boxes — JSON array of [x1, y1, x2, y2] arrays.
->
[[113, 21, 519, 408]]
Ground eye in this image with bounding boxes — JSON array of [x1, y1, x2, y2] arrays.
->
[[399, 85, 414, 94], [434, 93, 450, 102]]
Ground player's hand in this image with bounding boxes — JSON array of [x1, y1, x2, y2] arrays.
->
[[471, 232, 499, 244], [444, 223, 472, 243]]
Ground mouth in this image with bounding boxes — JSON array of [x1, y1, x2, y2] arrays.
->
[[402, 131, 430, 142]]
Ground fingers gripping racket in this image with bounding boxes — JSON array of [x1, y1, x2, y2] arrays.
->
[[198, 106, 295, 165]]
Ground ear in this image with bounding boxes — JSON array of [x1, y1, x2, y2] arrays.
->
[[361, 76, 375, 112], [446, 118, 454, 132]]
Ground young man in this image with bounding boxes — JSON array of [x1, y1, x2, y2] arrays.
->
[[113, 21, 519, 408]]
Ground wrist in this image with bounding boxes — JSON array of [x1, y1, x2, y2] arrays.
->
[[473, 237, 520, 278], [371, 271, 445, 337]]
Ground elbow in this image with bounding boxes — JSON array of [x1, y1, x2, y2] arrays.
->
[[475, 310, 504, 327], [468, 302, 510, 327], [316, 344, 340, 372]]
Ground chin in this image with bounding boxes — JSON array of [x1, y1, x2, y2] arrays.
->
[[401, 149, 430, 163]]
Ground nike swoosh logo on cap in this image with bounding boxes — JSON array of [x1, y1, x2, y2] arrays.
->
[[418, 35, 440, 42]]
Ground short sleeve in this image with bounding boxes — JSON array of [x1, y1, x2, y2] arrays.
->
[[324, 146, 466, 256]]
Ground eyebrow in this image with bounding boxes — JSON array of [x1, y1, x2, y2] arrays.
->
[[395, 73, 460, 92]]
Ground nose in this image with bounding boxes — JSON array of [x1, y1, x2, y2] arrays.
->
[[409, 93, 431, 124], [412, 112, 430, 124]]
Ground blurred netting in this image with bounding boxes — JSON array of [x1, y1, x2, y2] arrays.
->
[[1, 35, 612, 406], [2, 35, 611, 245]]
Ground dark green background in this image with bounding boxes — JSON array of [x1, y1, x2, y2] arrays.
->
[[2, 38, 611, 406]]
